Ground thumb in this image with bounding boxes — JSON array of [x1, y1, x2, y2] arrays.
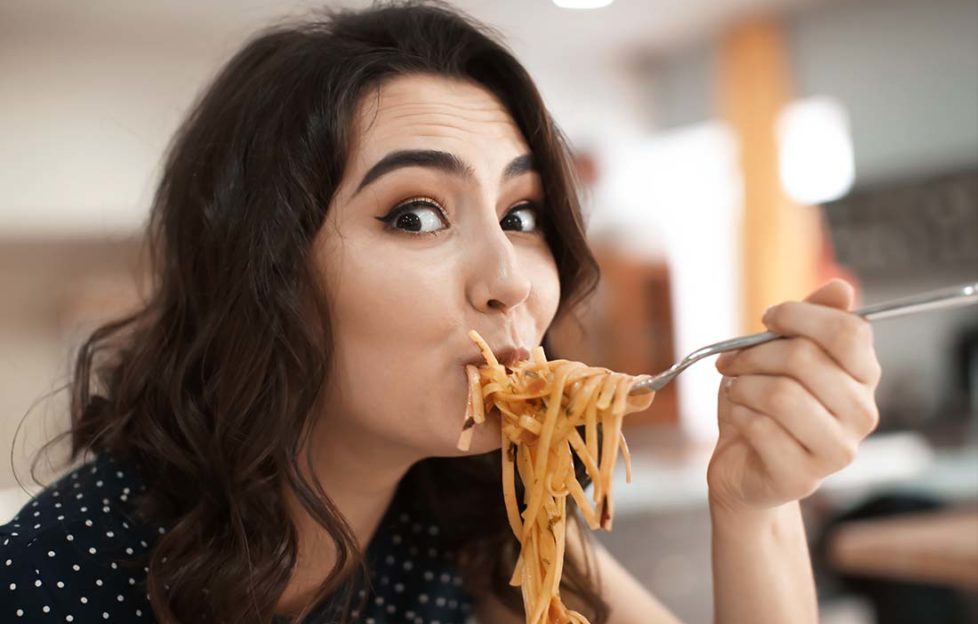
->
[[803, 278, 855, 311]]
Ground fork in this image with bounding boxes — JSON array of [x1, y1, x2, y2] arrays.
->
[[629, 281, 978, 395]]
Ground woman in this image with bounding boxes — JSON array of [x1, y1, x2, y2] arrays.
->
[[1, 2, 881, 623]]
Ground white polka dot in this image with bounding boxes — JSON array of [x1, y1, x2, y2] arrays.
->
[[66, 534, 74, 541], [47, 550, 56, 557], [8, 582, 15, 590], [80, 597, 88, 604], [42, 605, 50, 613], [15, 608, 23, 617], [89, 547, 97, 555], [57, 581, 65, 588], [96, 579, 103, 586], [67, 616, 74, 622], [72, 564, 80, 571], [103, 612, 110, 620], [34, 579, 42, 587], [117, 594, 124, 602]]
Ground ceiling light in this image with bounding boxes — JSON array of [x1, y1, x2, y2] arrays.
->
[[553, 0, 615, 9], [777, 97, 855, 205]]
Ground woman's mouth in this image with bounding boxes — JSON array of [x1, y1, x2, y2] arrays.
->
[[463, 345, 530, 369]]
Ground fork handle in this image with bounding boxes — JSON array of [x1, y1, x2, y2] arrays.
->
[[630, 281, 978, 394], [717, 281, 978, 353]]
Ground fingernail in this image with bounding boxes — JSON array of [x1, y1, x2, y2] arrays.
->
[[715, 352, 733, 368], [762, 305, 775, 324]]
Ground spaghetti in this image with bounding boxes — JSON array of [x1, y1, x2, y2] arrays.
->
[[457, 330, 656, 624]]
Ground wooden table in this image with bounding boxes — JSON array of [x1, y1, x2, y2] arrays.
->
[[827, 506, 978, 590]]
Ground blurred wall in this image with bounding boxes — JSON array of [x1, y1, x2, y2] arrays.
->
[[648, 0, 978, 183], [0, 16, 236, 237], [789, 0, 978, 185]]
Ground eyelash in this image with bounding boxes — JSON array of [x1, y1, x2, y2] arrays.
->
[[376, 196, 540, 238]]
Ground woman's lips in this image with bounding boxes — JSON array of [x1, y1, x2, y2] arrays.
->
[[463, 345, 530, 368]]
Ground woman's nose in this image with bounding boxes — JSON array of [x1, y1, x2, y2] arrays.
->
[[466, 226, 533, 315]]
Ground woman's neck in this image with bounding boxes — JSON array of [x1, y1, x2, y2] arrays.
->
[[275, 421, 419, 615]]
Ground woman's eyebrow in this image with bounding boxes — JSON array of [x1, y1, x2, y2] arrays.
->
[[353, 150, 535, 196]]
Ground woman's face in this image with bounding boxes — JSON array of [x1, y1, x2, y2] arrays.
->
[[313, 74, 561, 458]]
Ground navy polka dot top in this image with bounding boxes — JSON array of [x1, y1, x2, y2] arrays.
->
[[1, 453, 476, 623]]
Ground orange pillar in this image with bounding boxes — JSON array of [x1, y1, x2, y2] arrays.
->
[[717, 17, 821, 333]]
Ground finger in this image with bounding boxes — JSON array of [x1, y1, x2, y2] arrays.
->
[[716, 280, 853, 370], [761, 301, 881, 386], [725, 374, 857, 471], [723, 400, 821, 499], [717, 337, 881, 437], [803, 278, 855, 311]]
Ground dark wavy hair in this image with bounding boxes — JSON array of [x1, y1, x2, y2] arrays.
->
[[57, 2, 605, 622]]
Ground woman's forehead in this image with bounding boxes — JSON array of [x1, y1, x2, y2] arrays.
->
[[349, 74, 530, 169]]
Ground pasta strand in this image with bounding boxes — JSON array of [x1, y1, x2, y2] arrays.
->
[[457, 330, 656, 623]]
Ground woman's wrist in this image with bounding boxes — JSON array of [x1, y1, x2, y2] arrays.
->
[[708, 493, 802, 538], [708, 496, 818, 624]]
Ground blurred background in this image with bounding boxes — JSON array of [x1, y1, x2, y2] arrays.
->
[[1, 0, 976, 622]]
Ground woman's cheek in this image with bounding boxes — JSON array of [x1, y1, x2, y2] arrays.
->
[[525, 245, 561, 340]]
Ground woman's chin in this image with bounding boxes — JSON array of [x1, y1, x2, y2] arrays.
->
[[441, 412, 502, 457]]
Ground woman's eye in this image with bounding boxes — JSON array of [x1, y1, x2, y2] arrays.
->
[[377, 198, 448, 235], [501, 203, 538, 233]]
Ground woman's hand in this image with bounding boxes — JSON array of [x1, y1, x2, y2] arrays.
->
[[706, 279, 882, 513]]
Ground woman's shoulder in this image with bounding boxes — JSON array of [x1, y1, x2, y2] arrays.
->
[[1, 453, 159, 622]]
